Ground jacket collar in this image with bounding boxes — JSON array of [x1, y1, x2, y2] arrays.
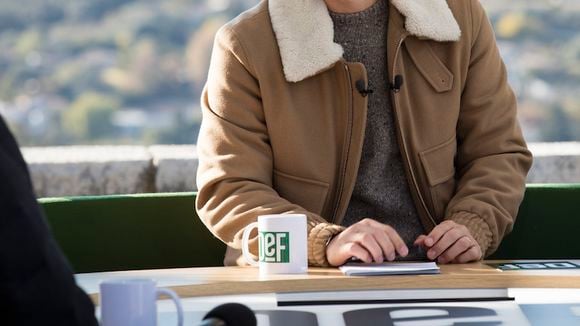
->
[[268, 0, 461, 82]]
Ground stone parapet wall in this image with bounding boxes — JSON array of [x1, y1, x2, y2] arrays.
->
[[526, 142, 580, 184], [22, 145, 197, 197], [22, 142, 580, 198], [149, 145, 198, 193]]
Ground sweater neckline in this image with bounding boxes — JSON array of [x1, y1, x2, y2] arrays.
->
[[329, 0, 387, 24]]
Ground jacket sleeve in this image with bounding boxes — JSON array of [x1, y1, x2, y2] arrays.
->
[[195, 25, 344, 267], [445, 0, 533, 257]]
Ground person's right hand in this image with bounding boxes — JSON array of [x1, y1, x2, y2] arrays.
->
[[325, 218, 409, 266]]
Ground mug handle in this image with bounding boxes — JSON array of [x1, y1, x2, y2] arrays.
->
[[241, 222, 259, 266], [157, 287, 184, 326]]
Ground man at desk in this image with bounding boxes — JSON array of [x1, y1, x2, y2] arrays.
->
[[196, 0, 532, 267]]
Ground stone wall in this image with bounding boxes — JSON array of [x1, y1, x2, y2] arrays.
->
[[22, 145, 197, 197], [22, 142, 580, 198], [526, 142, 580, 184]]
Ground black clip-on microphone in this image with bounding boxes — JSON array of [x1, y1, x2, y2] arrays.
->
[[356, 75, 404, 97], [390, 75, 404, 93], [355, 80, 373, 97], [199, 302, 257, 326]]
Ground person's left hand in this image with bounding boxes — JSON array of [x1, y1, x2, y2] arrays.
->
[[414, 220, 482, 264]]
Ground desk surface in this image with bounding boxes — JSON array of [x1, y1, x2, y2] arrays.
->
[[76, 260, 580, 300], [77, 260, 580, 326]]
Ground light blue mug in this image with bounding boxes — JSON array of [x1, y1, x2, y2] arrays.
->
[[100, 279, 183, 326]]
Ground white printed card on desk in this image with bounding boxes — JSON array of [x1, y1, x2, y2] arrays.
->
[[339, 262, 440, 276]]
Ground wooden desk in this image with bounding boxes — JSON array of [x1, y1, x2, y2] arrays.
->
[[76, 260, 580, 302], [77, 260, 580, 325]]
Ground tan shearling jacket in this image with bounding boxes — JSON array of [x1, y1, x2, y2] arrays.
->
[[196, 0, 533, 266]]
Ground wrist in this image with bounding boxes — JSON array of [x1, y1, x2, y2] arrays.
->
[[448, 211, 492, 258], [324, 233, 339, 265], [308, 223, 345, 267]]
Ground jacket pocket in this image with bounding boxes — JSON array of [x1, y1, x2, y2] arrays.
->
[[273, 169, 330, 215], [405, 38, 454, 93], [419, 136, 457, 220]]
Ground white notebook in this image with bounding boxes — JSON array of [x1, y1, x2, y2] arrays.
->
[[339, 262, 440, 276]]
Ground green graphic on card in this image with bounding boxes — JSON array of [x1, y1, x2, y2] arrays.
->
[[258, 231, 290, 263]]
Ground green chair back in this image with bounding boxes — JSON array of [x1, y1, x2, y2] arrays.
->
[[40, 184, 580, 273], [491, 184, 580, 259], [40, 192, 226, 273]]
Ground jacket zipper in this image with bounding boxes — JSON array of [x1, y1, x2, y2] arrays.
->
[[331, 63, 355, 224], [391, 34, 438, 228]]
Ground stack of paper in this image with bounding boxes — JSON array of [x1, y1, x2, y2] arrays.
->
[[339, 262, 440, 276]]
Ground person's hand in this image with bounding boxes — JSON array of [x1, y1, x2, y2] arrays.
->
[[326, 218, 408, 266], [414, 220, 482, 264]]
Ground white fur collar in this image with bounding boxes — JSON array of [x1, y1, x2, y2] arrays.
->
[[268, 0, 461, 82]]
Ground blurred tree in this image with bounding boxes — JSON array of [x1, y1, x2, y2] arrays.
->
[[62, 93, 119, 140], [563, 35, 580, 76], [137, 14, 190, 46], [540, 105, 574, 141], [0, 70, 19, 101], [15, 29, 41, 56], [496, 12, 527, 38], [102, 38, 159, 98], [75, 0, 137, 22], [0, 13, 25, 31], [158, 112, 199, 144]]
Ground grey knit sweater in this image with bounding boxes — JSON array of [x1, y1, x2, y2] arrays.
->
[[330, 0, 426, 259]]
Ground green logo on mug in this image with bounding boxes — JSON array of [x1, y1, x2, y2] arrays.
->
[[258, 232, 290, 263]]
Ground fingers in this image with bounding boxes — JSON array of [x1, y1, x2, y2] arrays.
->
[[452, 245, 482, 263], [326, 218, 483, 265], [372, 231, 396, 261], [355, 232, 384, 263], [346, 242, 373, 263], [359, 219, 407, 260], [327, 236, 373, 266], [424, 220, 455, 247], [420, 220, 483, 264], [325, 218, 409, 266], [437, 236, 473, 264], [382, 225, 408, 257], [426, 226, 464, 260], [414, 234, 428, 247]]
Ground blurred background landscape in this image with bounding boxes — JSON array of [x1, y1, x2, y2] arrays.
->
[[0, 0, 579, 146]]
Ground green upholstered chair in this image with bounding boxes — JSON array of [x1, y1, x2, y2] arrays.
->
[[40, 192, 226, 273], [40, 184, 580, 273], [491, 184, 580, 260]]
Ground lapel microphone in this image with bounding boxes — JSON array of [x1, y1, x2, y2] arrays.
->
[[355, 80, 374, 97], [390, 75, 404, 93], [356, 74, 404, 97]]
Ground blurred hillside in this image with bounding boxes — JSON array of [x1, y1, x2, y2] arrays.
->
[[0, 0, 256, 145], [484, 0, 580, 142], [0, 0, 579, 145]]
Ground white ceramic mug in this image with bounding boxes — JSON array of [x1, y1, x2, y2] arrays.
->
[[241, 214, 308, 275], [100, 279, 184, 326]]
